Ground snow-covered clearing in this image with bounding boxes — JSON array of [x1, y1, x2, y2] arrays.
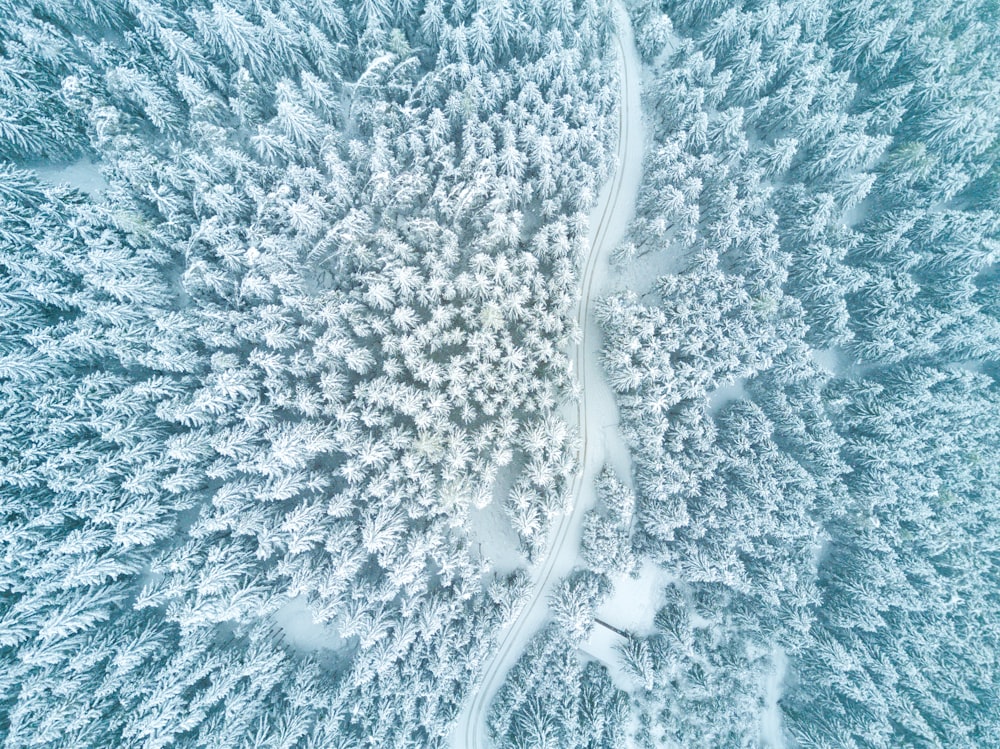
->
[[581, 561, 673, 691], [594, 561, 671, 637], [949, 359, 987, 374], [761, 647, 788, 748], [708, 376, 748, 414], [811, 346, 848, 376], [467, 477, 525, 576], [32, 157, 108, 197], [452, 7, 645, 746], [614, 243, 687, 299], [580, 623, 631, 691], [273, 595, 349, 654]]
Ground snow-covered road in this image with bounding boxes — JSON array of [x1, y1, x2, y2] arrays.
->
[[451, 7, 645, 747]]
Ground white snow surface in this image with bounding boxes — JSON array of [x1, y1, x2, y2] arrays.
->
[[580, 623, 631, 691], [581, 561, 673, 690], [273, 595, 348, 654], [452, 7, 645, 747], [33, 157, 108, 197], [594, 561, 671, 637], [761, 647, 788, 748], [708, 376, 749, 414], [467, 476, 526, 576], [812, 346, 848, 376]]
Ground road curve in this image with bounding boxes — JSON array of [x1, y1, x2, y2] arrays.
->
[[452, 7, 644, 748]]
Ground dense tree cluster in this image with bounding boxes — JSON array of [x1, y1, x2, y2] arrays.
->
[[580, 466, 638, 577], [622, 583, 774, 749], [487, 622, 628, 749], [5, 0, 999, 744], [0, 0, 620, 745], [597, 0, 1000, 745], [785, 366, 1000, 748]]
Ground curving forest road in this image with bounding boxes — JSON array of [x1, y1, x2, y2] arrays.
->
[[452, 7, 644, 748]]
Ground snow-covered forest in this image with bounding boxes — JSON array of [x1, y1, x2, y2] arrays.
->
[[1, 0, 622, 745], [592, 0, 999, 747], [2, 0, 999, 747]]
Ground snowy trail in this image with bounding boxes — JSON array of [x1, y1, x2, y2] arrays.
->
[[452, 9, 644, 748]]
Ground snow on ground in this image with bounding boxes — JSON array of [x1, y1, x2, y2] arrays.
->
[[708, 376, 748, 414], [273, 595, 348, 654], [581, 561, 673, 691], [580, 623, 632, 692], [32, 157, 108, 197], [467, 473, 525, 576], [811, 346, 848, 376], [594, 408, 634, 495], [760, 647, 788, 748], [949, 359, 986, 374], [595, 561, 672, 636], [567, 0, 647, 657], [613, 242, 687, 297]]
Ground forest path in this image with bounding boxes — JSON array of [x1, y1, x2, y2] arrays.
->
[[452, 7, 644, 747]]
